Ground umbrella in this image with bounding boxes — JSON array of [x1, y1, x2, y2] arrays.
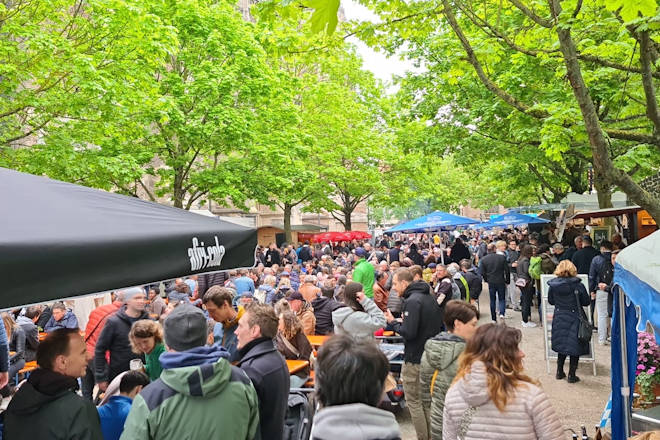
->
[[313, 231, 351, 242], [345, 231, 372, 240], [1, 167, 257, 309], [385, 211, 479, 234], [485, 212, 550, 227]]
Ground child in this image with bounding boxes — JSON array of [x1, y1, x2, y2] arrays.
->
[[97, 370, 149, 440]]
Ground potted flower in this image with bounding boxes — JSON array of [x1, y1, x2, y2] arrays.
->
[[635, 332, 660, 406]]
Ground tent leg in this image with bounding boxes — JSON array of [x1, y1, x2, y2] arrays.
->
[[619, 288, 632, 438]]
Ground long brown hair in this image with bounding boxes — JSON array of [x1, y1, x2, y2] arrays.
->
[[1, 313, 17, 340], [343, 282, 365, 313], [279, 311, 303, 340], [454, 323, 538, 411]]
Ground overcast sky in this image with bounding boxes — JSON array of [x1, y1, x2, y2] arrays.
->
[[341, 0, 416, 89]]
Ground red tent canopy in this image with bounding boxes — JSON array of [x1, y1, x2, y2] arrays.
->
[[345, 231, 372, 240], [313, 231, 352, 242]]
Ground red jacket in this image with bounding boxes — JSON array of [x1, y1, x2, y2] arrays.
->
[[84, 301, 121, 357]]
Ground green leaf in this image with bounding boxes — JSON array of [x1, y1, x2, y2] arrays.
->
[[307, 0, 340, 35]]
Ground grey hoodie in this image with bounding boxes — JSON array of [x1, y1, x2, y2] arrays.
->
[[332, 297, 386, 340], [420, 332, 466, 439], [311, 403, 401, 440]]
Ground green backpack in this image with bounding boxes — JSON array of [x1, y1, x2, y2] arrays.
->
[[529, 256, 542, 280]]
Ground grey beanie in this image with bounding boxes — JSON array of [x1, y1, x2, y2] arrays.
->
[[122, 286, 145, 302], [164, 305, 208, 352]]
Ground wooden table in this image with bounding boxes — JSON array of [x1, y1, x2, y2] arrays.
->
[[38, 332, 47, 341], [286, 360, 309, 375], [306, 335, 330, 348]]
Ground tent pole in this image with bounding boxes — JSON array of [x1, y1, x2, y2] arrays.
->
[[619, 287, 632, 438]]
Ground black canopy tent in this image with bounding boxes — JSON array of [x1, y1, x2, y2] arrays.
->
[[0, 167, 257, 309]]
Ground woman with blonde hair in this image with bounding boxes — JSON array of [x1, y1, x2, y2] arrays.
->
[[128, 320, 165, 381], [1, 313, 25, 395], [548, 259, 591, 383], [275, 311, 313, 388], [443, 324, 563, 439]]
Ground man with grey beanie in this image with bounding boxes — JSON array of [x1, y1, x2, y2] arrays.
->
[[121, 305, 259, 440], [95, 287, 150, 392]]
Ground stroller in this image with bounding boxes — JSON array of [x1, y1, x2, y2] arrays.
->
[[379, 343, 406, 412]]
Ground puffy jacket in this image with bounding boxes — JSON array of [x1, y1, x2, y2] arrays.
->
[[4, 368, 103, 439], [16, 315, 39, 362], [353, 259, 375, 298], [540, 253, 557, 275], [311, 403, 401, 440], [312, 296, 346, 335], [121, 346, 259, 440], [297, 304, 317, 336], [478, 253, 510, 285], [443, 361, 563, 439], [43, 310, 79, 333], [237, 338, 290, 440], [420, 333, 466, 440], [94, 306, 150, 383], [391, 281, 442, 364], [84, 301, 122, 358], [387, 288, 403, 314], [548, 276, 591, 357], [332, 297, 386, 340]]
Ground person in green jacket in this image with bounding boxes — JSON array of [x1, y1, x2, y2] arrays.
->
[[420, 300, 478, 440], [121, 305, 259, 440], [352, 247, 375, 298], [129, 319, 166, 381]]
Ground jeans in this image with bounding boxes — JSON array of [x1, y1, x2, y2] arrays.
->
[[520, 284, 535, 323], [488, 283, 507, 321], [402, 362, 429, 440], [507, 278, 520, 308], [596, 290, 609, 342]]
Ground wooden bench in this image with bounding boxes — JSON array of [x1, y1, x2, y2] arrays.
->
[[15, 360, 38, 384]]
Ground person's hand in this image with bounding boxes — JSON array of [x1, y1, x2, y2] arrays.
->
[[590, 292, 596, 300], [598, 282, 608, 291], [97, 381, 108, 392], [512, 262, 518, 268], [385, 309, 395, 324], [356, 291, 366, 302], [0, 372, 8, 389]]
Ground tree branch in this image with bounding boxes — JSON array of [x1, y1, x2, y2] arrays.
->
[[637, 30, 660, 139], [507, 0, 552, 28], [137, 179, 157, 202]]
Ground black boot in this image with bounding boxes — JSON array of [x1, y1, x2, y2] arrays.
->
[[556, 354, 567, 380], [567, 356, 580, 383], [556, 367, 566, 380]]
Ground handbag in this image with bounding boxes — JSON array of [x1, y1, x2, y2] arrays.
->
[[515, 278, 528, 288], [574, 288, 593, 343]]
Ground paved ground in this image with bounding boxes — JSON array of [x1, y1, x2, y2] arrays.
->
[[395, 287, 612, 439]]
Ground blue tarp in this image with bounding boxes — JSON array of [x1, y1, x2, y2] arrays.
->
[[384, 211, 479, 234]]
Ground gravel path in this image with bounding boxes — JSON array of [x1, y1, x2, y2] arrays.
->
[[395, 287, 612, 439]]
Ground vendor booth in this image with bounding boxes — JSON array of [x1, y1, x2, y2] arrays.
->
[[384, 211, 479, 234], [1, 167, 257, 309], [610, 230, 660, 439]]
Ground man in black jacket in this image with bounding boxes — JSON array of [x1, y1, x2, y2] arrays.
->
[[385, 268, 441, 440], [312, 285, 346, 335], [236, 303, 289, 440], [479, 243, 510, 322], [460, 259, 483, 306], [17, 306, 41, 362], [589, 240, 614, 342], [94, 287, 150, 393], [571, 235, 599, 274]]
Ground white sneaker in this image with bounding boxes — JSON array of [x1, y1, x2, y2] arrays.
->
[[499, 314, 507, 320], [599, 340, 610, 346], [526, 321, 537, 328]]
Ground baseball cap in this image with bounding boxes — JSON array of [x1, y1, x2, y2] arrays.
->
[[355, 247, 366, 257], [286, 292, 304, 301]]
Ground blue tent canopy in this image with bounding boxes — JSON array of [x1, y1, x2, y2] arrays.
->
[[483, 212, 550, 227], [611, 230, 660, 439], [384, 211, 479, 234]]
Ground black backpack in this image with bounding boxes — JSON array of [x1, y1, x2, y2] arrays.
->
[[283, 391, 313, 440]]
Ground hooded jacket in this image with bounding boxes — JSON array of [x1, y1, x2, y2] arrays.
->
[[442, 361, 563, 440], [94, 306, 150, 383], [332, 297, 386, 340], [548, 276, 591, 357], [120, 345, 259, 440], [420, 332, 466, 440], [312, 296, 346, 335], [16, 315, 39, 362], [237, 338, 290, 440], [4, 368, 102, 439], [311, 403, 401, 440], [353, 259, 375, 298], [391, 281, 442, 364], [43, 310, 79, 333]]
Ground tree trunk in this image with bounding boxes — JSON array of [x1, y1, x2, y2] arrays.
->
[[594, 173, 613, 209], [283, 203, 293, 244], [551, 0, 660, 222], [343, 209, 352, 231], [173, 168, 184, 209]]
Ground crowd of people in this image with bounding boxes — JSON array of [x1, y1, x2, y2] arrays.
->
[[0, 225, 626, 439]]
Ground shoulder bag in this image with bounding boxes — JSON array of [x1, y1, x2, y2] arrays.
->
[[574, 288, 593, 343]]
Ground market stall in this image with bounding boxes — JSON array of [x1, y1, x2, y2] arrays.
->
[[1, 167, 257, 309], [384, 211, 479, 234], [610, 230, 660, 439]]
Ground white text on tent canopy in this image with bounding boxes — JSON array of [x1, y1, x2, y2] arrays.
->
[[188, 236, 226, 271]]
